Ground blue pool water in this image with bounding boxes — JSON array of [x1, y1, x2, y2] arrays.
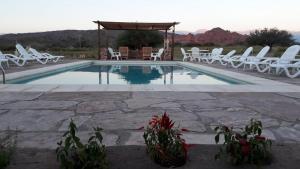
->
[[10, 65, 246, 85]]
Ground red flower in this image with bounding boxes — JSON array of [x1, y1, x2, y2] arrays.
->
[[239, 139, 250, 156], [255, 135, 266, 141], [239, 139, 248, 145], [181, 128, 189, 132]]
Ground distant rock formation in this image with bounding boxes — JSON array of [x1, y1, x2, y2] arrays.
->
[[174, 27, 248, 45]]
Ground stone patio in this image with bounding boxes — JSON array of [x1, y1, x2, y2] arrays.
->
[[0, 91, 299, 149]]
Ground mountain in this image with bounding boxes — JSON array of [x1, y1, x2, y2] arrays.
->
[[0, 27, 251, 50], [174, 27, 247, 45], [0, 30, 122, 50]]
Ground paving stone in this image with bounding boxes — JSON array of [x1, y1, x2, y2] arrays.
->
[[132, 92, 215, 101], [58, 116, 92, 131], [124, 132, 144, 145], [280, 121, 294, 127], [0, 92, 43, 102], [216, 93, 300, 122], [150, 102, 181, 108], [293, 124, 300, 130], [181, 99, 243, 111], [0, 110, 74, 131], [0, 110, 8, 115], [125, 98, 166, 109], [262, 129, 276, 141], [274, 127, 300, 142], [0, 101, 78, 110], [39, 92, 131, 101], [77, 101, 121, 114]]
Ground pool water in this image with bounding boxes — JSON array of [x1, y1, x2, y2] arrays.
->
[[10, 65, 244, 85]]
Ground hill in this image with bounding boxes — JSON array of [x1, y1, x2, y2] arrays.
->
[[0, 30, 122, 50], [0, 28, 250, 50], [174, 28, 248, 45]]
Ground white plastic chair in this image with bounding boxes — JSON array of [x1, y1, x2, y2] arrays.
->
[[225, 47, 253, 68], [0, 51, 9, 68], [108, 48, 121, 60], [151, 48, 164, 61], [181, 48, 192, 61], [243, 46, 270, 70]]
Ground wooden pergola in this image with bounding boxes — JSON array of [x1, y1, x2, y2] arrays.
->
[[93, 21, 179, 60]]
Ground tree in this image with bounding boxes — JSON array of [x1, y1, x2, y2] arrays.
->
[[247, 28, 295, 49], [117, 30, 163, 49]]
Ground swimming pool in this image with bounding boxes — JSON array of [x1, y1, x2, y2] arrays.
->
[[8, 64, 248, 85]]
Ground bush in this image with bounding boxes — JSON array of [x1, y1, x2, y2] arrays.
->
[[117, 30, 163, 49], [247, 28, 294, 49], [0, 131, 17, 169], [143, 113, 190, 167], [214, 119, 272, 166], [56, 120, 107, 169]]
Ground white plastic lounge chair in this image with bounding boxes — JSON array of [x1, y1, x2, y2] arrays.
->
[[16, 44, 49, 64], [28, 48, 49, 63], [108, 48, 121, 60], [181, 48, 192, 61], [29, 48, 64, 63], [151, 48, 164, 61], [256, 45, 300, 74], [212, 50, 236, 65], [225, 47, 253, 68], [280, 61, 300, 78], [4, 44, 37, 66], [243, 46, 270, 70], [202, 48, 224, 64], [0, 51, 9, 67]]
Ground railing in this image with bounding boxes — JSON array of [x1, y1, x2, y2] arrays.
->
[[0, 65, 5, 84]]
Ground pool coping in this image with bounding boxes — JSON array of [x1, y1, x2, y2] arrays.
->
[[0, 60, 299, 92]]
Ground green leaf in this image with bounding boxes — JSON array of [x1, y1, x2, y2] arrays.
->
[[215, 134, 220, 144]]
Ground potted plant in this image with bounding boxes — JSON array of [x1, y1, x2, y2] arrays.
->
[[56, 120, 107, 169], [214, 119, 272, 166], [0, 131, 16, 169], [142, 112, 190, 167]]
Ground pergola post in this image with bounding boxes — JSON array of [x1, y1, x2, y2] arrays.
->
[[171, 25, 175, 61], [97, 23, 101, 60]]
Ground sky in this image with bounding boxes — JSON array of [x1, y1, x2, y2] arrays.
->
[[1, 0, 300, 34]]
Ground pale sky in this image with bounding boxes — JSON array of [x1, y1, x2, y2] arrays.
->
[[1, 0, 300, 34]]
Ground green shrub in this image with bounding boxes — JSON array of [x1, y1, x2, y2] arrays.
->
[[56, 120, 107, 169], [214, 119, 272, 166], [143, 113, 190, 167], [117, 30, 163, 49], [0, 131, 17, 169]]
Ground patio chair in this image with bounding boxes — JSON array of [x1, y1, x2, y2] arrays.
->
[[4, 44, 37, 66], [257, 45, 300, 76], [225, 47, 253, 68], [39, 50, 64, 62], [202, 48, 224, 63], [151, 48, 164, 61], [108, 47, 121, 60], [181, 48, 192, 61], [280, 61, 300, 78], [28, 48, 50, 63], [211, 50, 236, 65], [191, 47, 201, 61], [142, 47, 152, 60], [243, 46, 270, 70], [119, 47, 129, 60], [0, 51, 9, 67]]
